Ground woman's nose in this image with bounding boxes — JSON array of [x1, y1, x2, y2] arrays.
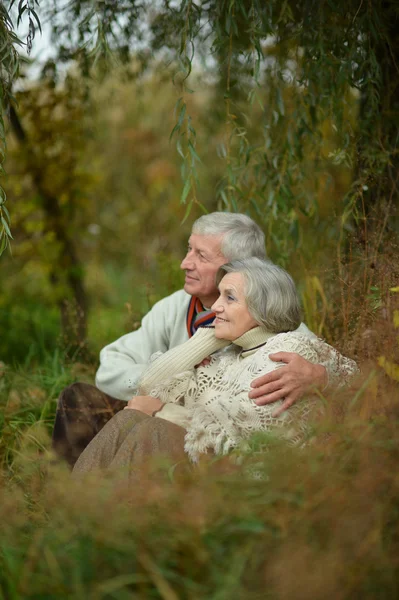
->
[[211, 299, 223, 312]]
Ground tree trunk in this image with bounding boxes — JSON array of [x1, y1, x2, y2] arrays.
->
[[9, 104, 88, 350]]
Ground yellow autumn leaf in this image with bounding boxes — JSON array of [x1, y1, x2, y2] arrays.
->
[[394, 310, 399, 329], [378, 356, 399, 382], [390, 286, 399, 293]]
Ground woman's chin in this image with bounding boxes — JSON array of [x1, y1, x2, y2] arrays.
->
[[215, 327, 233, 341]]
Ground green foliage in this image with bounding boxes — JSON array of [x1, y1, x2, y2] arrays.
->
[[1, 0, 398, 255], [0, 300, 60, 363]]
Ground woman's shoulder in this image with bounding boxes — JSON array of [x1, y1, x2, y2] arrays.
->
[[259, 331, 320, 357]]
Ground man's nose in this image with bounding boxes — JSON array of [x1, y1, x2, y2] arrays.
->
[[181, 253, 194, 270]]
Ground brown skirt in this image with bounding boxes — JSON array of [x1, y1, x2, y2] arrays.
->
[[72, 409, 187, 484]]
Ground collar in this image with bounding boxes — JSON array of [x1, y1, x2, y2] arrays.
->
[[186, 296, 216, 337], [232, 326, 275, 352]]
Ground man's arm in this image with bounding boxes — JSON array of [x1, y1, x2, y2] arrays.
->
[[249, 331, 358, 416], [249, 353, 327, 416], [95, 290, 189, 400]]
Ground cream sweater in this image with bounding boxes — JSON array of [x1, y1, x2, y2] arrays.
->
[[138, 327, 358, 461], [96, 290, 191, 400], [96, 289, 316, 400]]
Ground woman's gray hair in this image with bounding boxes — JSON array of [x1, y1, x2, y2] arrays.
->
[[216, 258, 301, 333], [192, 212, 266, 260]]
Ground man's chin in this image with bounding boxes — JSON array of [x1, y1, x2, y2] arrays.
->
[[183, 281, 198, 295]]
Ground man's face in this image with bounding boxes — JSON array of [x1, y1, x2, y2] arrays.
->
[[180, 233, 227, 306]]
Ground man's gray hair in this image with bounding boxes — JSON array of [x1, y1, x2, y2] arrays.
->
[[216, 258, 301, 333], [192, 212, 266, 260]]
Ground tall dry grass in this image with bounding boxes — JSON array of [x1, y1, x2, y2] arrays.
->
[[1, 378, 399, 599]]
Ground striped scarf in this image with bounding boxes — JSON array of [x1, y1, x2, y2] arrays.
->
[[186, 296, 216, 338]]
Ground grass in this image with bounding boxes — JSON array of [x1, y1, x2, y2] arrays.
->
[[1, 380, 399, 599], [0, 350, 94, 470], [1, 362, 398, 598]]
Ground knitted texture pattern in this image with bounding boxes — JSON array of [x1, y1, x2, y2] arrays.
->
[[146, 331, 358, 461]]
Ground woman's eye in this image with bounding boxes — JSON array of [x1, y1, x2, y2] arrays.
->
[[227, 295, 235, 302]]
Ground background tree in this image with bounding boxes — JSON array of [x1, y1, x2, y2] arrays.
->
[[9, 75, 94, 347], [0, 0, 398, 356]]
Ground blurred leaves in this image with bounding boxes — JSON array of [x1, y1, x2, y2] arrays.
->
[[1, 0, 398, 252]]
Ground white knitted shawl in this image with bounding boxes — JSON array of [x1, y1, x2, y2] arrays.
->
[[138, 327, 358, 461]]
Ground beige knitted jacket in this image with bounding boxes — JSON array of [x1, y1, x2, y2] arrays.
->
[[137, 327, 358, 461]]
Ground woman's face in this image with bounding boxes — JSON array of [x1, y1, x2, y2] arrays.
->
[[211, 272, 258, 340]]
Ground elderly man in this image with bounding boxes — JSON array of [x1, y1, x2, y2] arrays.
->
[[53, 212, 327, 466]]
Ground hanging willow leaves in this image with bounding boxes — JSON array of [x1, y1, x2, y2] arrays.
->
[[0, 1, 24, 254], [0, 0, 398, 257]]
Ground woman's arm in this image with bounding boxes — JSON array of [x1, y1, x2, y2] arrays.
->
[[124, 395, 192, 429], [155, 403, 192, 429], [122, 328, 230, 430], [138, 327, 229, 395]]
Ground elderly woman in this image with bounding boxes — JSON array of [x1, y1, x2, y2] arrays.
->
[[73, 258, 357, 478]]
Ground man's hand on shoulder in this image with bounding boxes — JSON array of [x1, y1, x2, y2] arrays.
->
[[125, 395, 164, 416], [249, 352, 327, 417]]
